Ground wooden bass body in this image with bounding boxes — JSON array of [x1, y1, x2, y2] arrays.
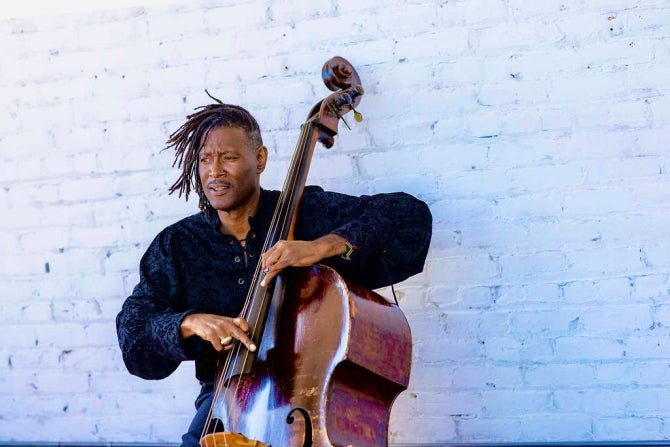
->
[[204, 264, 412, 447]]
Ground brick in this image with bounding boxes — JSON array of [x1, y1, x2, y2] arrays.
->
[[414, 336, 484, 364], [436, 0, 508, 27], [451, 365, 524, 390], [524, 363, 598, 388], [425, 254, 499, 286], [581, 304, 655, 334], [484, 336, 556, 363], [482, 389, 553, 415], [564, 245, 648, 277], [498, 250, 568, 281], [104, 245, 145, 273], [398, 27, 471, 60], [432, 196, 495, 226], [19, 226, 70, 252], [593, 415, 664, 441], [554, 336, 627, 361], [44, 248, 102, 276], [0, 253, 48, 276], [146, 7, 204, 41], [0, 298, 51, 323]]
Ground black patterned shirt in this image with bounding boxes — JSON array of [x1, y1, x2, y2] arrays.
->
[[116, 186, 432, 382]]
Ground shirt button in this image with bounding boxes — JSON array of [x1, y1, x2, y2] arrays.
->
[[238, 278, 244, 285], [234, 256, 241, 263]]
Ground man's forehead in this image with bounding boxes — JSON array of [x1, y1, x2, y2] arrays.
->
[[199, 126, 250, 148]]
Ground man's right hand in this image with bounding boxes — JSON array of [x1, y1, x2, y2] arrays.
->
[[180, 314, 257, 353]]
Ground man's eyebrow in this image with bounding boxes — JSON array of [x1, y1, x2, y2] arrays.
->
[[199, 147, 238, 156]]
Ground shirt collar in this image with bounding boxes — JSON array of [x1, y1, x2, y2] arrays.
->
[[202, 188, 274, 233]]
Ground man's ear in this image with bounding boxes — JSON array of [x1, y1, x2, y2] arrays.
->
[[256, 145, 268, 173]]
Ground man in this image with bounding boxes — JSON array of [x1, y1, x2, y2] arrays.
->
[[116, 101, 432, 446]]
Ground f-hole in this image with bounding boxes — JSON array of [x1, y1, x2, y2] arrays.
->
[[205, 417, 224, 434], [286, 407, 313, 447]]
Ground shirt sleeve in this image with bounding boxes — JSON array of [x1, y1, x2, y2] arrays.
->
[[296, 187, 432, 289], [115, 229, 201, 380]]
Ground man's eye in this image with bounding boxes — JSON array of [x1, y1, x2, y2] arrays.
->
[[200, 157, 210, 163]]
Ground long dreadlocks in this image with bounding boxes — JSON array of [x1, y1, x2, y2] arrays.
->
[[165, 92, 263, 211]]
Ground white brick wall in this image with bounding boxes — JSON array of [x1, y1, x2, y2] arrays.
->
[[1, 0, 669, 444]]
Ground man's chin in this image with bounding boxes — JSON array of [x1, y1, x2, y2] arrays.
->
[[207, 197, 234, 212]]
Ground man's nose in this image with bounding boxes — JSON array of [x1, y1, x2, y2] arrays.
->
[[210, 158, 225, 176]]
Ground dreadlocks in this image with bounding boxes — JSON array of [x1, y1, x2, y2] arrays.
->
[[165, 94, 263, 211]]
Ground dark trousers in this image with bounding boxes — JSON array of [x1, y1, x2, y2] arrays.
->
[[181, 382, 214, 447]]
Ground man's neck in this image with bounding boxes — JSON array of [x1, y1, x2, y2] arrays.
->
[[218, 214, 251, 240], [216, 193, 261, 240]]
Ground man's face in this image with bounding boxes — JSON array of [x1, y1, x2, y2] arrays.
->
[[198, 126, 266, 215]]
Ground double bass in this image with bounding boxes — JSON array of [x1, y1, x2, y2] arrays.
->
[[199, 57, 412, 447]]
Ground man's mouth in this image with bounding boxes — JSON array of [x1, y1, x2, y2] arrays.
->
[[208, 180, 231, 194]]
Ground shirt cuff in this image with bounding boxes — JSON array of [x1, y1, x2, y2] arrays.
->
[[150, 310, 196, 362]]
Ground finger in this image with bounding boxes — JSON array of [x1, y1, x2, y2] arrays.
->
[[214, 332, 257, 352], [219, 335, 240, 352], [226, 324, 257, 353], [260, 266, 279, 287], [261, 253, 280, 273], [208, 335, 227, 352], [262, 241, 292, 268], [233, 317, 250, 333], [232, 331, 257, 352], [260, 243, 279, 266]]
